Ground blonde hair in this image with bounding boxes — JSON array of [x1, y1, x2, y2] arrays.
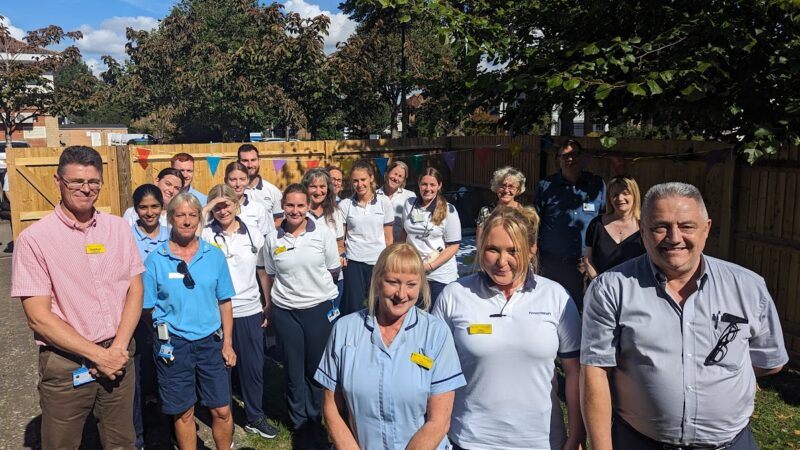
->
[[368, 243, 431, 314], [606, 175, 641, 220], [477, 206, 540, 281], [206, 184, 241, 220], [166, 191, 204, 229], [489, 166, 526, 195]]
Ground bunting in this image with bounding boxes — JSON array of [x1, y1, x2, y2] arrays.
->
[[207, 155, 221, 177], [273, 159, 287, 175], [136, 147, 151, 169], [510, 143, 522, 157], [307, 159, 321, 169], [410, 155, 424, 175], [442, 151, 457, 172], [375, 157, 388, 176], [475, 148, 489, 165]]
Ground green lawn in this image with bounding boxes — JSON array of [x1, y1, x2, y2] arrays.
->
[[238, 363, 800, 449]]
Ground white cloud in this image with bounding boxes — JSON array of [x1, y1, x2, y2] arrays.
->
[[74, 16, 158, 75], [0, 15, 27, 40], [283, 0, 356, 54]]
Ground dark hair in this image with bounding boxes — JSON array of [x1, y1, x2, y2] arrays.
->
[[156, 167, 185, 187], [170, 153, 194, 164], [558, 139, 583, 155], [132, 184, 164, 208], [301, 168, 337, 226], [237, 144, 259, 160], [325, 165, 343, 176], [58, 146, 103, 177], [419, 167, 448, 225], [282, 183, 309, 205], [225, 161, 248, 179]]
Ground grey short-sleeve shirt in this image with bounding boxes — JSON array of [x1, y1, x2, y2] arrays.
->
[[581, 254, 788, 446]]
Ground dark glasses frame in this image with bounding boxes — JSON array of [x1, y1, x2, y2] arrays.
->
[[176, 261, 195, 289]]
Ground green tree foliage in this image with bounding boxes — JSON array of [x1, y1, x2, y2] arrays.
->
[[0, 17, 83, 145], [112, 0, 332, 142], [350, 0, 800, 161]]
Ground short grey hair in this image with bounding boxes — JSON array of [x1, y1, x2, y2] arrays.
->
[[166, 192, 204, 228], [642, 182, 708, 221], [490, 166, 526, 195]]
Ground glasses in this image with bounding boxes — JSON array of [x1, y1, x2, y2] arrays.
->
[[558, 152, 581, 161], [498, 183, 519, 192], [60, 177, 103, 191], [704, 313, 748, 366], [176, 261, 195, 289]]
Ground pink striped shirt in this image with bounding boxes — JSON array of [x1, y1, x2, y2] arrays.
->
[[11, 204, 145, 344]]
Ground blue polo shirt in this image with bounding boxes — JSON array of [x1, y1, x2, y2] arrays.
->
[[132, 222, 170, 262], [534, 171, 605, 262], [143, 239, 236, 340], [315, 307, 466, 450]]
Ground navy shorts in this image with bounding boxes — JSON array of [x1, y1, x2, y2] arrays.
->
[[153, 332, 231, 415]]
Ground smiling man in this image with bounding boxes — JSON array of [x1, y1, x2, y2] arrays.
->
[[580, 182, 788, 450], [11, 146, 144, 449]]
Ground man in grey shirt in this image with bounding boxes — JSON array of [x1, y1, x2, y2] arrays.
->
[[581, 182, 788, 450]]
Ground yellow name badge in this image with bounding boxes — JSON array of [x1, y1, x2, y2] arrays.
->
[[85, 244, 106, 254], [274, 246, 287, 255], [468, 324, 493, 335], [211, 242, 222, 249], [410, 352, 434, 370]]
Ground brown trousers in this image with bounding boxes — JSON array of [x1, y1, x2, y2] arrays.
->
[[38, 342, 136, 450]]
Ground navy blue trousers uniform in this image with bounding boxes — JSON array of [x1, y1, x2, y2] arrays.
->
[[231, 312, 266, 424], [270, 301, 334, 430], [341, 260, 373, 316]]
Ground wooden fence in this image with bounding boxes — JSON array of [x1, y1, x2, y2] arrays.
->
[[6, 136, 799, 365]]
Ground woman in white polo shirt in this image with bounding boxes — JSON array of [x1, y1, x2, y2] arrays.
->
[[339, 159, 394, 315], [400, 167, 461, 307], [222, 161, 271, 236], [432, 206, 585, 450], [199, 184, 278, 440], [123, 167, 184, 227], [260, 183, 340, 447], [377, 160, 416, 242]]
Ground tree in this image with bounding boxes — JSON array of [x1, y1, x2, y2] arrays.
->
[[0, 17, 83, 145]]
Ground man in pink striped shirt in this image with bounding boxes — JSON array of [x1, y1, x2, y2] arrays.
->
[[11, 146, 144, 449]]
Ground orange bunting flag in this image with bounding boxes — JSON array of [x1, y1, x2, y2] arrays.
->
[[476, 147, 489, 165], [307, 159, 321, 169], [137, 147, 151, 169]]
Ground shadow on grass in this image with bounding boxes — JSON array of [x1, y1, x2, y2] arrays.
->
[[758, 367, 800, 406]]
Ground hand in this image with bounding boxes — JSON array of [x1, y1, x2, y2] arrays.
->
[[222, 345, 237, 368], [93, 346, 129, 380], [341, 257, 348, 268], [261, 314, 269, 328], [577, 257, 587, 274], [562, 436, 585, 450]]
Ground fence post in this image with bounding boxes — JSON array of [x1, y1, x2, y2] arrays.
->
[[717, 149, 737, 260], [114, 145, 133, 214]]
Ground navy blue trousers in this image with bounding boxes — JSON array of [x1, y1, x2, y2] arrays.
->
[[612, 418, 758, 450], [231, 312, 266, 423], [342, 260, 373, 315], [270, 301, 334, 430]]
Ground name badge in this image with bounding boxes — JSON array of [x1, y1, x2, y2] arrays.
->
[[410, 352, 434, 370], [168, 272, 184, 279], [72, 366, 95, 387], [582, 202, 596, 212], [85, 244, 105, 254], [274, 246, 287, 255], [468, 324, 493, 335], [412, 210, 426, 223], [326, 306, 341, 323], [211, 242, 222, 249]]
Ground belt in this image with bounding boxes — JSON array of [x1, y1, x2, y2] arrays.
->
[[617, 417, 739, 450], [40, 337, 116, 364]]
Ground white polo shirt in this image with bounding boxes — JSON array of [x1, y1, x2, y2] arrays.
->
[[308, 209, 345, 283], [122, 206, 168, 228], [377, 186, 417, 242], [246, 176, 284, 218], [239, 193, 273, 236], [201, 218, 265, 318], [432, 272, 582, 450], [401, 198, 461, 284], [260, 220, 340, 310], [339, 194, 394, 265]]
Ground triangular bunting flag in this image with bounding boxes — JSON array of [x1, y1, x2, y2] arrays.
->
[[207, 155, 221, 177], [610, 156, 625, 175], [375, 157, 388, 176], [410, 155, 424, 175], [442, 151, 457, 172], [510, 143, 521, 157], [340, 158, 354, 175], [137, 147, 151, 169], [476, 148, 489, 165], [273, 159, 287, 175], [307, 159, 321, 169]]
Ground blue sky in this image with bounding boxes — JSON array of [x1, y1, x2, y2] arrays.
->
[[1, 0, 352, 73]]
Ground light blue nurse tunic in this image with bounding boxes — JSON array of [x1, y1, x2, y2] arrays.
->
[[315, 307, 465, 450]]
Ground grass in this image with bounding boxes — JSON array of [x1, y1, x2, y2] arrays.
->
[[236, 363, 800, 450]]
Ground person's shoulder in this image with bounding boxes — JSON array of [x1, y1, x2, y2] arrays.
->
[[446, 202, 457, 214], [334, 309, 370, 336], [704, 255, 764, 284], [416, 308, 452, 334], [531, 273, 571, 298], [595, 253, 650, 285], [199, 239, 226, 260], [588, 214, 604, 227], [404, 189, 417, 199], [100, 210, 132, 228]]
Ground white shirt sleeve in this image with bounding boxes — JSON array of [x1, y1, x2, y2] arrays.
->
[[323, 229, 341, 270], [380, 195, 394, 226], [443, 203, 462, 244]]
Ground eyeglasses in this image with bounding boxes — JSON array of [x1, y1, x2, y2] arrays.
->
[[60, 177, 103, 191], [558, 152, 581, 161], [498, 183, 519, 192], [704, 313, 748, 366], [176, 261, 195, 289]]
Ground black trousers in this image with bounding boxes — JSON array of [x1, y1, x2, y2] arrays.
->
[[342, 260, 373, 315], [612, 419, 758, 450], [231, 312, 266, 424], [270, 302, 333, 430]]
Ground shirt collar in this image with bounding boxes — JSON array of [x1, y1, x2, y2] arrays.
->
[[277, 218, 316, 238], [133, 222, 169, 241], [478, 268, 538, 295], [364, 305, 420, 333], [241, 193, 250, 206], [155, 237, 212, 262], [209, 217, 248, 236], [55, 203, 98, 230], [350, 193, 379, 205], [413, 197, 437, 213], [254, 176, 264, 190], [647, 254, 709, 288], [555, 170, 590, 186]]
